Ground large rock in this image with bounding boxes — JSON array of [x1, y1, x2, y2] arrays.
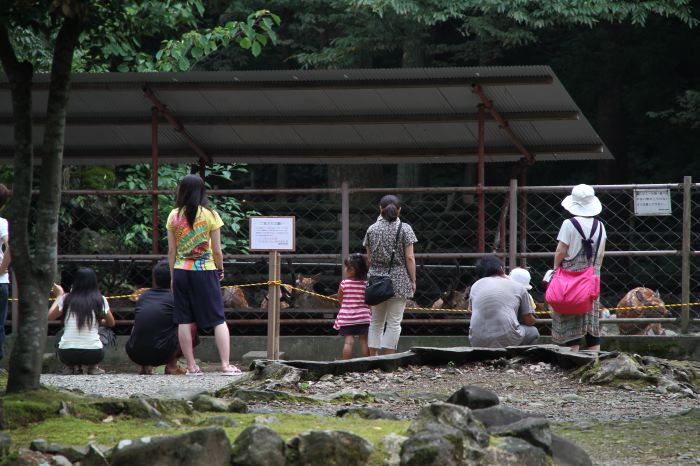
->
[[550, 434, 593, 466], [283, 352, 419, 377], [399, 427, 463, 466], [110, 428, 231, 466], [479, 437, 548, 466], [409, 402, 489, 448], [0, 432, 10, 460], [7, 448, 53, 466], [410, 347, 507, 365], [231, 425, 285, 466], [381, 433, 407, 466], [446, 385, 499, 410], [336, 407, 398, 420], [471, 405, 542, 429], [488, 417, 552, 453], [193, 395, 230, 413], [286, 430, 373, 466], [80, 443, 109, 466]]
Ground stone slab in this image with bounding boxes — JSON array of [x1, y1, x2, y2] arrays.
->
[[410, 346, 507, 365], [282, 351, 420, 376]]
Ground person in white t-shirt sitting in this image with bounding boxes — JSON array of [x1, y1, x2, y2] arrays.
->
[[48, 268, 115, 375], [0, 184, 10, 362]]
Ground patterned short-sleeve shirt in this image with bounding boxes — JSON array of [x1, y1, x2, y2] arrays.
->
[[363, 217, 418, 298], [166, 206, 224, 270]]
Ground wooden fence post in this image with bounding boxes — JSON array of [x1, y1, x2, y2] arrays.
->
[[267, 251, 281, 359]]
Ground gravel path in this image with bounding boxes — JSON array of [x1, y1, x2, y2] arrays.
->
[[40, 371, 239, 400], [40, 360, 699, 423]]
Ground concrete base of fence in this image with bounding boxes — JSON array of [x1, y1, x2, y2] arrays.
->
[[2, 335, 699, 370]]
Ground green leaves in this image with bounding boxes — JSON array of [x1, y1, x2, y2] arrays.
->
[[154, 9, 280, 71]]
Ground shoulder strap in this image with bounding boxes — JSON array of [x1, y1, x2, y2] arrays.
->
[[569, 217, 600, 262], [592, 219, 603, 266], [387, 221, 402, 274]]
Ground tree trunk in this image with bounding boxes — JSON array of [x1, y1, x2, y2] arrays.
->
[[0, 17, 82, 393]]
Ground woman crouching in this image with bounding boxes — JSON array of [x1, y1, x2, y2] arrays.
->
[[48, 267, 115, 374]]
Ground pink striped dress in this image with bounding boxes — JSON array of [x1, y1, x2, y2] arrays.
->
[[334, 279, 372, 330]]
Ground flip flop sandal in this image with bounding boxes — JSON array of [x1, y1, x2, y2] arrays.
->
[[221, 366, 243, 376], [185, 366, 204, 376]]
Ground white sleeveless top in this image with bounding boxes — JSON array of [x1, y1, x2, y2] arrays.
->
[[57, 295, 110, 350]]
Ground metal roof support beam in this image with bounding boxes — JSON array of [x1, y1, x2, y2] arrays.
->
[[143, 87, 212, 165], [0, 110, 580, 126], [472, 84, 535, 165]]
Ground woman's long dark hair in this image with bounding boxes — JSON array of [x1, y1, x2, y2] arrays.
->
[[380, 194, 401, 222], [175, 174, 209, 229], [63, 267, 104, 330]]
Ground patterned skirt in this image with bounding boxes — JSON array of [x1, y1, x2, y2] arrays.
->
[[550, 251, 601, 344]]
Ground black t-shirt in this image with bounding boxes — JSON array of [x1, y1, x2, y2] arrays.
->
[[125, 288, 178, 366]]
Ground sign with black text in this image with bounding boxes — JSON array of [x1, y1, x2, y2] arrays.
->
[[633, 189, 672, 216], [249, 216, 296, 251]]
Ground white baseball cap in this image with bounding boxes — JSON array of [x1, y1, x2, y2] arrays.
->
[[508, 267, 532, 290]]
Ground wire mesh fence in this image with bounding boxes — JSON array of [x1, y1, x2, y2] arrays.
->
[[25, 179, 700, 337]]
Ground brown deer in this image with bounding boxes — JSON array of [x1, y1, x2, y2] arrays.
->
[[431, 286, 470, 310], [131, 286, 249, 308], [293, 274, 338, 309], [616, 287, 669, 335]]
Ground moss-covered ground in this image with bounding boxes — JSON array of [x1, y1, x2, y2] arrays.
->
[[1, 371, 410, 466], [553, 409, 700, 465]]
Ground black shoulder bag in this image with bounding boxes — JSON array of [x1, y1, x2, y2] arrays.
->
[[364, 221, 402, 306]]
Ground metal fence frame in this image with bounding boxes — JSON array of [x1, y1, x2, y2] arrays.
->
[[11, 177, 698, 334]]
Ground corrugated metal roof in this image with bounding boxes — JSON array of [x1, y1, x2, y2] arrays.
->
[[0, 66, 613, 165]]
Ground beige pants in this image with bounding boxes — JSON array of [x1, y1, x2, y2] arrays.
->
[[368, 297, 407, 350]]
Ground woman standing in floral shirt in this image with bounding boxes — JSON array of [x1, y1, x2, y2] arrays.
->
[[363, 195, 418, 355]]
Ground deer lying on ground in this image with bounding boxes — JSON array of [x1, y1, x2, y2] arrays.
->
[[615, 287, 669, 335], [131, 286, 249, 308], [431, 286, 470, 310], [293, 274, 339, 309]]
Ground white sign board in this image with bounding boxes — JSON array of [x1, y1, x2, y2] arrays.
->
[[249, 216, 296, 251], [633, 189, 672, 216]]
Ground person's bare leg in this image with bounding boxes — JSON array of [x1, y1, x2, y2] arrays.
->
[[568, 345, 580, 352], [342, 336, 355, 360], [359, 334, 369, 357], [368, 348, 379, 357], [178, 323, 197, 371], [587, 345, 601, 351], [383, 348, 396, 355], [139, 365, 153, 375], [214, 322, 232, 371]]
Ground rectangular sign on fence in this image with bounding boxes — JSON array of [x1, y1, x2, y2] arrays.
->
[[249, 216, 296, 251], [633, 189, 672, 216]]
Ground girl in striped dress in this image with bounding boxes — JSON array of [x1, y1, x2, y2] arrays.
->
[[334, 253, 371, 359]]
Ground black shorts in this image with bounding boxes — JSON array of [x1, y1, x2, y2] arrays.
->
[[338, 324, 369, 336], [58, 348, 105, 366], [172, 269, 225, 329]]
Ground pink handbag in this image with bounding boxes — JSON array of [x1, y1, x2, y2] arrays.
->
[[546, 218, 602, 315], [545, 266, 600, 315]]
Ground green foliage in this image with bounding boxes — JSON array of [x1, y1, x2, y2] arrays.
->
[[113, 164, 255, 253], [648, 90, 700, 129], [3, 1, 280, 73]]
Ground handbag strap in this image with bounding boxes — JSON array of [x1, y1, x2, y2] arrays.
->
[[569, 217, 601, 263], [387, 221, 403, 274]]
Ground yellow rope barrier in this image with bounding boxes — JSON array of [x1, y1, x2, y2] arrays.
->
[[10, 279, 700, 320]]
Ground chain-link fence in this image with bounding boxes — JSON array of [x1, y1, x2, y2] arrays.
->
[[20, 179, 699, 337]]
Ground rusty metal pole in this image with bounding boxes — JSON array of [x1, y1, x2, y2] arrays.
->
[[519, 169, 528, 268], [199, 159, 206, 180], [151, 107, 159, 256], [341, 181, 350, 267], [477, 104, 486, 253], [681, 176, 692, 334]]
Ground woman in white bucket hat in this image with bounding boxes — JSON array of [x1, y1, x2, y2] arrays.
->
[[551, 184, 607, 351]]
